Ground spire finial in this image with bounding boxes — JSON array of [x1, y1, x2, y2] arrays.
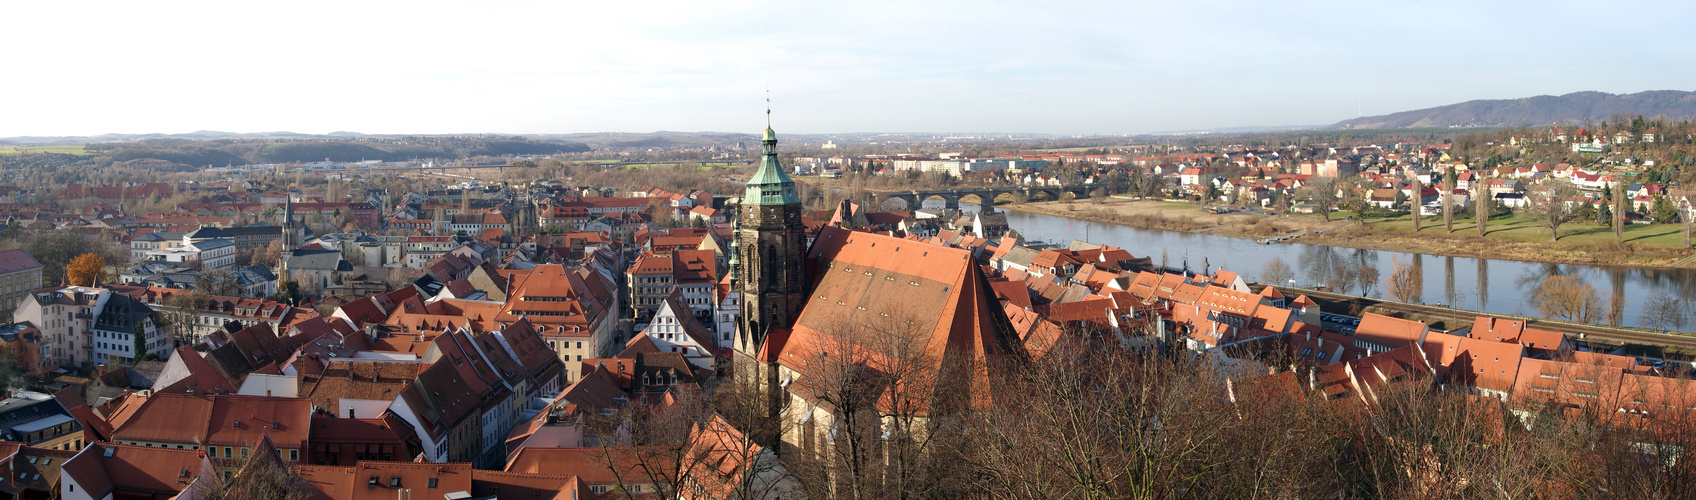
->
[[765, 88, 771, 127]]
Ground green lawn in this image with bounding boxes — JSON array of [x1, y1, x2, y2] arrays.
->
[[621, 162, 731, 171], [0, 145, 89, 155], [1364, 212, 1689, 248]]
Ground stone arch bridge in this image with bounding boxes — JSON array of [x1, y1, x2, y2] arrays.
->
[[867, 184, 1099, 210]]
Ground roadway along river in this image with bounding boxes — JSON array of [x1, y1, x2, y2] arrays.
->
[[1001, 209, 1696, 331]]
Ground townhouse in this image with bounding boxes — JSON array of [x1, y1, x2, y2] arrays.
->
[[107, 393, 311, 474], [14, 286, 168, 365], [0, 249, 43, 312]]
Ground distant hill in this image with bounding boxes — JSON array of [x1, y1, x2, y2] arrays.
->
[[1332, 90, 1696, 129], [75, 136, 590, 167]]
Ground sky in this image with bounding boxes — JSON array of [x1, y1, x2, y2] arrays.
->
[[4, 0, 1694, 138]]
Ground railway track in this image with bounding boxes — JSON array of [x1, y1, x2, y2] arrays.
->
[[1261, 285, 1696, 351]]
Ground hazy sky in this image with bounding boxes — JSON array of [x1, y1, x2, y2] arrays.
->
[[4, 0, 1693, 137]]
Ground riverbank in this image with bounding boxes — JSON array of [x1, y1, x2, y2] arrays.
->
[[1007, 199, 1347, 240], [1007, 199, 1695, 269]]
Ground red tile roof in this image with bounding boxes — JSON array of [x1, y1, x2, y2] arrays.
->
[[775, 227, 1023, 412], [110, 393, 311, 451], [60, 443, 208, 499], [297, 461, 474, 500]]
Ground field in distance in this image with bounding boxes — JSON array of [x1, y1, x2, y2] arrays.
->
[[0, 145, 89, 155]]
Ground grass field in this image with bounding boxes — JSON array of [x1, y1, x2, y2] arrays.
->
[[1296, 210, 1695, 267], [620, 162, 735, 171], [1363, 212, 1689, 248], [0, 145, 89, 155]]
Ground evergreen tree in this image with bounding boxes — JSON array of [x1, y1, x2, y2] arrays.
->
[[1597, 201, 1612, 225], [1653, 195, 1680, 224], [133, 320, 147, 364]]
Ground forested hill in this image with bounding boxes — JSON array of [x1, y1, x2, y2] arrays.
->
[[1332, 90, 1696, 129], [82, 136, 590, 167]]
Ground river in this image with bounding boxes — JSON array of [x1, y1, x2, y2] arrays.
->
[[999, 209, 1696, 331]]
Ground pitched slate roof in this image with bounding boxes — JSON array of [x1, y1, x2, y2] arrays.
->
[[285, 249, 352, 272]]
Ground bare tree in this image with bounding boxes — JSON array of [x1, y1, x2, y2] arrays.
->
[[1532, 275, 1603, 323], [1262, 256, 1294, 287], [1327, 263, 1359, 295], [786, 310, 967, 500], [1386, 256, 1422, 304], [1524, 179, 1584, 242], [197, 269, 241, 297], [1442, 187, 1455, 233], [1410, 177, 1423, 232], [1477, 195, 1489, 237], [1297, 176, 1340, 223], [1606, 290, 1626, 327], [1641, 289, 1690, 331], [1613, 181, 1626, 243], [1356, 264, 1381, 298]]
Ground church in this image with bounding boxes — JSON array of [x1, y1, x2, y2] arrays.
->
[[729, 118, 1027, 459]]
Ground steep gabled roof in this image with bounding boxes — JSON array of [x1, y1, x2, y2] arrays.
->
[[60, 443, 206, 500], [776, 227, 1024, 412]]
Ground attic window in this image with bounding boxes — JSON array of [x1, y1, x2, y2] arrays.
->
[[390, 477, 401, 488], [103, 447, 115, 458]]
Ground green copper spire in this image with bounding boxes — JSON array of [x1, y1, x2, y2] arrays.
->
[[744, 115, 801, 206]]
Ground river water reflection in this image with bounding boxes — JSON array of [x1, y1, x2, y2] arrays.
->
[[1002, 209, 1696, 331]]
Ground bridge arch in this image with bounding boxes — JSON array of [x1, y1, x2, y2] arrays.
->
[[921, 193, 961, 209], [874, 194, 915, 211]]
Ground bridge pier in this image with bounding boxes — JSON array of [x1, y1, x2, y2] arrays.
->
[[940, 195, 960, 210]]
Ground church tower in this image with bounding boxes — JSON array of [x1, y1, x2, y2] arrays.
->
[[734, 115, 808, 359], [278, 197, 296, 279]]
